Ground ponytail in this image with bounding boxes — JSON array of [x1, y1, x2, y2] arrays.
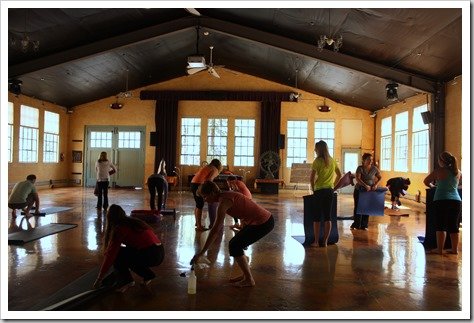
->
[[439, 151, 459, 176]]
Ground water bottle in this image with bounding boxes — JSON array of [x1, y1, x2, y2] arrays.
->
[[187, 267, 196, 294]]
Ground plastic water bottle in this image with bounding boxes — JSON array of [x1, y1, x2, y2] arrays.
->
[[187, 267, 196, 294]]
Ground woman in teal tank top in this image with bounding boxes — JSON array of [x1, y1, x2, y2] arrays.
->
[[423, 151, 462, 255]]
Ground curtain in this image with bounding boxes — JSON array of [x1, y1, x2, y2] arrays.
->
[[259, 100, 281, 178], [155, 99, 178, 174]]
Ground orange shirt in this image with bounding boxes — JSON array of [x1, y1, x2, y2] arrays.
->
[[229, 180, 252, 199], [219, 191, 270, 225], [191, 165, 218, 184]]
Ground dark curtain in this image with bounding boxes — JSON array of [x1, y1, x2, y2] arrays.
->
[[155, 99, 178, 174], [259, 100, 281, 178]]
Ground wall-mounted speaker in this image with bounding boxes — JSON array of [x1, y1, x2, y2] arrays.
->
[[421, 111, 433, 124], [150, 132, 158, 146], [278, 134, 285, 149]]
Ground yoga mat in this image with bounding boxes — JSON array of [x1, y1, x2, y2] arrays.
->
[[21, 206, 73, 216], [356, 188, 387, 216], [300, 193, 339, 246], [334, 172, 355, 190], [8, 223, 77, 245], [30, 267, 116, 311]]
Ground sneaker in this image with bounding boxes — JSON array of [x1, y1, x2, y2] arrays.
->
[[391, 205, 400, 211]]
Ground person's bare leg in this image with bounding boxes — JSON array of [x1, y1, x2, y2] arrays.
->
[[322, 220, 331, 247], [449, 232, 459, 254], [435, 231, 446, 254], [233, 255, 255, 287], [311, 222, 321, 247]]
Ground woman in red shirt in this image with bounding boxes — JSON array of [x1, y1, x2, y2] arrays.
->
[[191, 181, 274, 287], [93, 204, 164, 292]]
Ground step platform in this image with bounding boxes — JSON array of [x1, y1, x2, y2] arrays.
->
[[130, 209, 176, 223]]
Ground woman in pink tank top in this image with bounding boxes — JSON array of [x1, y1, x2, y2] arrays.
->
[[190, 181, 274, 287]]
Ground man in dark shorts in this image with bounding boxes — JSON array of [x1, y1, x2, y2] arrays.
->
[[8, 174, 40, 218]]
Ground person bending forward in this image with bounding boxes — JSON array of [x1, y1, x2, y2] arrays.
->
[[191, 181, 274, 287]]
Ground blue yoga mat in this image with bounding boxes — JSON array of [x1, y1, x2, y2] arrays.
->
[[356, 188, 388, 216]]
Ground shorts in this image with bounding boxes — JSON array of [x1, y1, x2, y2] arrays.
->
[[190, 183, 205, 209]]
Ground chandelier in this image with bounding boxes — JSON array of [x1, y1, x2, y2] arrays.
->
[[317, 9, 342, 52], [9, 10, 40, 53]]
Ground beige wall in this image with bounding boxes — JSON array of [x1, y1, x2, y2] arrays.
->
[[8, 93, 70, 188]]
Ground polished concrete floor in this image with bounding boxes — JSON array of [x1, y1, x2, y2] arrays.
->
[[6, 186, 465, 318]]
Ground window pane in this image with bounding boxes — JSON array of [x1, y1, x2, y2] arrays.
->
[[44, 111, 59, 134], [287, 120, 308, 165], [413, 104, 429, 132], [234, 119, 255, 166], [207, 118, 228, 165], [395, 111, 408, 131], [380, 135, 392, 171], [19, 127, 38, 163], [180, 118, 201, 165], [315, 121, 335, 157], [20, 105, 39, 127], [43, 133, 59, 163], [90, 131, 112, 148], [381, 117, 392, 136], [8, 102, 14, 163], [412, 129, 429, 173], [118, 131, 141, 148]]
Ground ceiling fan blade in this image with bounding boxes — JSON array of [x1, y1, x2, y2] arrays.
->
[[187, 67, 206, 75], [185, 8, 201, 16], [208, 67, 220, 78]]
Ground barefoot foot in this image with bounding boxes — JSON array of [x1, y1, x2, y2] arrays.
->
[[229, 275, 244, 283], [232, 279, 255, 288]]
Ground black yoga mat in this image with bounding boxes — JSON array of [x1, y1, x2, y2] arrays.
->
[[21, 206, 73, 216], [8, 223, 77, 245], [30, 267, 116, 311]]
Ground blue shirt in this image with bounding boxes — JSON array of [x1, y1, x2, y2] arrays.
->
[[433, 171, 461, 201]]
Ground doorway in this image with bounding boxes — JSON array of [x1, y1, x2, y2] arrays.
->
[[339, 148, 361, 194], [85, 126, 145, 188]]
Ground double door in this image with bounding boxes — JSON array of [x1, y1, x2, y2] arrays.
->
[[85, 126, 145, 188]]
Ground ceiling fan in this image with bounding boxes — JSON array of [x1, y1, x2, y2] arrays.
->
[[187, 46, 222, 78]]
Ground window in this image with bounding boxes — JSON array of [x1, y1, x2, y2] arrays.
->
[[412, 105, 429, 173], [43, 111, 60, 163], [90, 131, 112, 148], [19, 105, 39, 163], [207, 118, 228, 165], [380, 117, 392, 171], [180, 118, 201, 165], [234, 119, 255, 166], [394, 111, 408, 171], [287, 120, 308, 165], [315, 121, 335, 157], [118, 131, 141, 148], [8, 102, 14, 163]]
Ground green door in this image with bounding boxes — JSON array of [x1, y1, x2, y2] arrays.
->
[[85, 126, 145, 188]]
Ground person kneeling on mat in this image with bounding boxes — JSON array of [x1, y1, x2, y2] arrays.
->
[[93, 204, 164, 292], [190, 181, 274, 287], [8, 174, 40, 218]]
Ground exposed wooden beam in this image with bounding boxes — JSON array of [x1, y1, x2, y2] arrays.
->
[[9, 17, 198, 77], [200, 18, 438, 93]]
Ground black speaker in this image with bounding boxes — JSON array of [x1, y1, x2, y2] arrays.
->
[[421, 111, 433, 124], [278, 134, 285, 149], [150, 132, 158, 146]]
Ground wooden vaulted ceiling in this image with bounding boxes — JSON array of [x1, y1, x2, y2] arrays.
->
[[7, 7, 462, 111]]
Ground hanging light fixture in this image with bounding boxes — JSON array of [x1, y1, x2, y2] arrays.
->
[[317, 9, 342, 52], [10, 9, 40, 53], [386, 82, 399, 101]]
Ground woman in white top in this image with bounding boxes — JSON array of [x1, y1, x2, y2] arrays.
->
[[95, 151, 117, 212]]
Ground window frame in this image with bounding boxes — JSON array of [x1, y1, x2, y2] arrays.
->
[[180, 117, 201, 166], [286, 120, 308, 166], [234, 119, 256, 167]]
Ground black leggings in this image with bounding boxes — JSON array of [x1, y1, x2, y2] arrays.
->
[[229, 215, 274, 257], [313, 189, 334, 222], [352, 188, 369, 228], [190, 183, 204, 209], [96, 181, 109, 209], [114, 244, 165, 282], [434, 200, 462, 233], [148, 177, 168, 210]]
